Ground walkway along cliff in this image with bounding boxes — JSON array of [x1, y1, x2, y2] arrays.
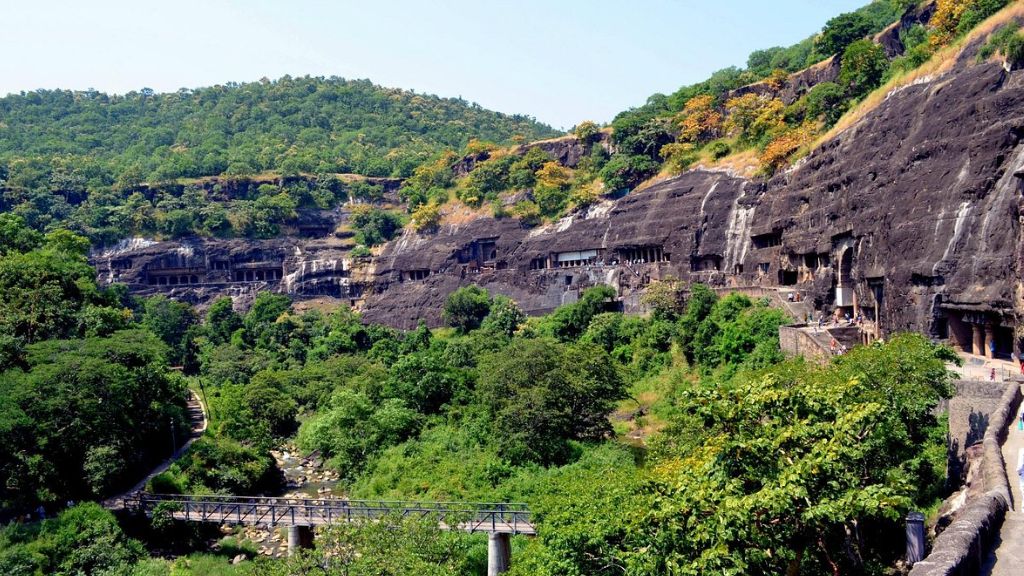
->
[[95, 32, 1024, 361]]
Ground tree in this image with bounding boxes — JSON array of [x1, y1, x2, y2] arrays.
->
[[573, 120, 600, 146], [349, 205, 405, 246], [0, 330, 186, 509], [677, 283, 717, 364], [724, 94, 786, 145], [674, 95, 723, 144], [476, 338, 625, 465], [243, 292, 291, 344], [153, 435, 281, 495], [266, 514, 471, 576], [383, 344, 470, 414], [538, 284, 617, 342], [298, 388, 422, 477], [0, 232, 100, 367], [804, 81, 848, 126], [142, 295, 196, 366], [410, 201, 442, 232], [0, 214, 42, 255], [442, 285, 492, 333], [0, 503, 145, 576], [816, 12, 872, 56], [839, 39, 889, 98], [519, 335, 954, 576], [480, 295, 527, 337], [212, 372, 298, 449], [932, 0, 1009, 46], [204, 297, 242, 345], [641, 278, 686, 320], [599, 154, 659, 191]]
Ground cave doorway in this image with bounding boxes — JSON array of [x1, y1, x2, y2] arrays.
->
[[778, 270, 797, 286]]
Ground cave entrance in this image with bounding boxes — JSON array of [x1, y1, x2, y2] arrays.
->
[[778, 270, 798, 286], [994, 325, 1015, 358]]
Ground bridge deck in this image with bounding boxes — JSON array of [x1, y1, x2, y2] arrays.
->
[[125, 493, 536, 535]]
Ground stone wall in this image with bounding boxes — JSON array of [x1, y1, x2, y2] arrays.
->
[[778, 325, 830, 364], [909, 379, 1022, 576], [946, 380, 1009, 481]]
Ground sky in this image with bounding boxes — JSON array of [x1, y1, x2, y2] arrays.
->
[[0, 0, 869, 129]]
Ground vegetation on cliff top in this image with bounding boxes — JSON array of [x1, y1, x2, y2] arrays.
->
[[0, 76, 557, 242], [2, 1, 1016, 244]]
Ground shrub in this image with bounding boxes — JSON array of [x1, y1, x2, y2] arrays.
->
[[349, 206, 404, 246], [1005, 33, 1024, 68], [599, 153, 660, 191], [511, 200, 542, 226], [957, 0, 1010, 37], [410, 202, 442, 232], [707, 141, 731, 160], [804, 82, 848, 126], [660, 142, 699, 173], [573, 120, 600, 145], [759, 124, 815, 174]]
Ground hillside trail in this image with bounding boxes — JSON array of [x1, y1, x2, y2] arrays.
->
[[101, 389, 207, 509], [979, 381, 1024, 576]]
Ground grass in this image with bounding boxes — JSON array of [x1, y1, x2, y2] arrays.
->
[[612, 349, 695, 445]]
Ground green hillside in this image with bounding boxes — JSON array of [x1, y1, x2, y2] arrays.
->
[[0, 76, 559, 237]]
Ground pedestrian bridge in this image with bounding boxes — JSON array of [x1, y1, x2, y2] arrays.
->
[[123, 492, 535, 534], [123, 493, 534, 574]]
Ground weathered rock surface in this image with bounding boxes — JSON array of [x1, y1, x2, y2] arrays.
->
[[360, 58, 1024, 349], [96, 48, 1024, 354], [92, 234, 368, 310]]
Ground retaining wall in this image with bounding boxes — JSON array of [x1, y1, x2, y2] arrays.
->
[[778, 325, 830, 364], [909, 379, 1022, 576], [945, 380, 1009, 481]]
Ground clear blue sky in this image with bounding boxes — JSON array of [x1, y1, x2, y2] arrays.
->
[[0, 0, 868, 129]]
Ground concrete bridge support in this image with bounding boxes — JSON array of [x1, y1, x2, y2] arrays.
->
[[287, 525, 314, 557], [487, 532, 511, 575]]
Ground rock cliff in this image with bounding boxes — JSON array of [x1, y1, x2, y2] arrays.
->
[[95, 44, 1024, 355]]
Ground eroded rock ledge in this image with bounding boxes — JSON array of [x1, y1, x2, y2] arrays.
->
[[95, 60, 1024, 354]]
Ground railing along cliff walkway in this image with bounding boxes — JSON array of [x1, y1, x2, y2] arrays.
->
[[124, 493, 533, 574]]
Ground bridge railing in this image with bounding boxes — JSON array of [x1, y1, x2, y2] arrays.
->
[[124, 493, 535, 535]]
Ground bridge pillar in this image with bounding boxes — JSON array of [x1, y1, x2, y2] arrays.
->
[[487, 532, 511, 576], [287, 525, 314, 556]]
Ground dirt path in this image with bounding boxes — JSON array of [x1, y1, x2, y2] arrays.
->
[[102, 389, 207, 509]]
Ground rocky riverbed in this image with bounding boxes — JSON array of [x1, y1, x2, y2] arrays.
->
[[221, 443, 344, 558]]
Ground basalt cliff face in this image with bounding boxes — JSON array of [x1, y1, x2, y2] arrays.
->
[[95, 55, 1024, 352], [363, 59, 1024, 349]]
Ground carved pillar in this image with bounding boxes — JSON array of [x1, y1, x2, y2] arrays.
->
[[985, 324, 996, 359], [973, 324, 984, 356]]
